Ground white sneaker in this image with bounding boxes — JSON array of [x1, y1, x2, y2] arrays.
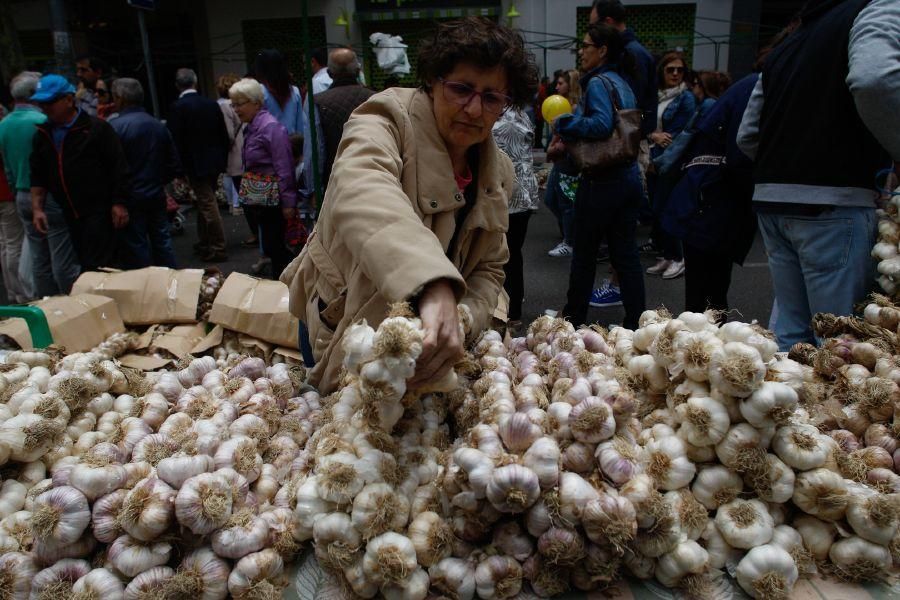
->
[[662, 260, 685, 279], [646, 258, 671, 275], [548, 242, 573, 257]]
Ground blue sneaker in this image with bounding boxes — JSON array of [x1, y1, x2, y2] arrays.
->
[[589, 284, 622, 307]]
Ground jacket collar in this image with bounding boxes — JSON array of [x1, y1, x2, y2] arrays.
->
[[329, 76, 360, 89], [246, 108, 274, 135], [119, 106, 146, 116], [38, 108, 90, 133], [579, 64, 617, 89], [407, 89, 508, 232]]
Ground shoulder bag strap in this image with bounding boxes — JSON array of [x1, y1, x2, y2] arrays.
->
[[593, 74, 623, 113]]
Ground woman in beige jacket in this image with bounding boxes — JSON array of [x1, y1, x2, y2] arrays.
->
[[282, 17, 538, 393]]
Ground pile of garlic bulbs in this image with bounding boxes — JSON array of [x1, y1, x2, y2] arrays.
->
[[0, 341, 316, 599], [874, 184, 900, 297], [198, 268, 224, 322]]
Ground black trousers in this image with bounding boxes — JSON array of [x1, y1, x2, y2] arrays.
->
[[503, 211, 532, 321], [243, 205, 292, 279], [562, 167, 646, 329], [66, 211, 116, 272], [684, 242, 733, 315]]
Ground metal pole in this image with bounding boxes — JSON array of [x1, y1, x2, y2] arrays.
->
[[137, 9, 160, 118], [302, 0, 322, 205], [49, 0, 73, 78]]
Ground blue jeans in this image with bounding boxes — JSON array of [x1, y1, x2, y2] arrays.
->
[[117, 203, 177, 269], [757, 207, 877, 350], [563, 164, 646, 329], [16, 192, 80, 296], [543, 165, 574, 245]]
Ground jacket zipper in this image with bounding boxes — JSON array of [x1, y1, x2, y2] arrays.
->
[[38, 125, 81, 219]]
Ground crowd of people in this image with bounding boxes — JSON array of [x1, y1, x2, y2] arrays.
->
[[0, 43, 375, 301], [0, 0, 897, 386]]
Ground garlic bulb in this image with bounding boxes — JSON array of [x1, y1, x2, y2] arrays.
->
[[452, 448, 494, 499], [828, 536, 892, 582], [108, 534, 171, 577], [157, 454, 215, 490], [581, 493, 637, 552], [739, 381, 798, 428], [227, 549, 286, 599], [522, 437, 561, 490], [167, 547, 231, 600], [351, 482, 410, 541], [715, 499, 774, 549], [313, 511, 362, 570], [793, 514, 836, 562], [486, 464, 541, 513], [770, 524, 816, 575], [31, 558, 91, 599], [361, 532, 418, 586], [709, 342, 766, 397], [792, 468, 848, 521], [209, 509, 269, 560], [772, 424, 829, 471], [0, 414, 62, 462], [692, 465, 743, 509], [213, 436, 262, 483], [123, 566, 174, 600], [537, 526, 585, 566], [498, 412, 542, 452], [176, 472, 233, 535], [568, 397, 616, 443], [72, 568, 125, 600], [0, 480, 26, 520], [31, 485, 90, 545], [643, 435, 696, 491], [701, 520, 742, 570], [491, 521, 534, 562], [119, 477, 175, 541], [677, 395, 730, 446], [845, 492, 900, 545], [429, 557, 476, 600], [407, 510, 453, 567], [595, 436, 642, 486], [735, 544, 799, 599], [474, 555, 523, 599], [655, 539, 709, 587], [91, 488, 127, 543]]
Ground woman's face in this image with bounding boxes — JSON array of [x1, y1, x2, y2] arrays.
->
[[664, 60, 686, 89], [96, 80, 110, 104], [579, 35, 607, 73], [430, 63, 509, 158], [232, 98, 262, 123], [691, 77, 705, 101], [556, 77, 569, 98]]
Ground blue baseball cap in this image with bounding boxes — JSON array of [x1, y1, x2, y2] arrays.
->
[[30, 74, 76, 103]]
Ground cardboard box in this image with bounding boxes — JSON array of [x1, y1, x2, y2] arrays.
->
[[0, 293, 125, 353], [209, 273, 299, 349], [71, 267, 204, 326]]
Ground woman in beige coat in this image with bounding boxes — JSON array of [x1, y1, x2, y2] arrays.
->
[[282, 17, 538, 393]]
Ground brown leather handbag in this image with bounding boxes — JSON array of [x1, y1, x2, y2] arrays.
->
[[567, 75, 642, 175]]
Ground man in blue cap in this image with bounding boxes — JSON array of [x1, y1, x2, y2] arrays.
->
[[28, 73, 131, 280]]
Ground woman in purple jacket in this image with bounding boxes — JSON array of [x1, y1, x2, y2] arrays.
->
[[229, 78, 297, 279]]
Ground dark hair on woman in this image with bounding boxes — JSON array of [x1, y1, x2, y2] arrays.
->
[[656, 51, 689, 88], [254, 48, 291, 108], [693, 70, 731, 99], [584, 23, 637, 82], [417, 17, 539, 109]]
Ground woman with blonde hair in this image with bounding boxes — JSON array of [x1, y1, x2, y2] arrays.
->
[[544, 68, 583, 258]]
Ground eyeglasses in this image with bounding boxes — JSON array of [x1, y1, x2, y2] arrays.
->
[[437, 78, 512, 115], [579, 41, 599, 49], [666, 66, 686, 75]]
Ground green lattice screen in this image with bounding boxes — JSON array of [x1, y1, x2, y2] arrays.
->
[[241, 17, 328, 84], [575, 3, 696, 66]]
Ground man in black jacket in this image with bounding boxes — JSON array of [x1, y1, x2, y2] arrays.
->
[[110, 78, 180, 269], [167, 68, 230, 262], [29, 74, 130, 280]]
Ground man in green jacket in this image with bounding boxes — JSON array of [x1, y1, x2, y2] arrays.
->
[[0, 72, 81, 297]]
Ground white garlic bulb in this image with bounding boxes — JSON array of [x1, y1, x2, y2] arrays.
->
[[381, 567, 430, 600], [708, 342, 766, 397], [362, 532, 418, 587], [739, 381, 798, 428], [30, 558, 91, 598], [792, 468, 848, 521], [485, 464, 541, 513], [828, 535, 892, 582], [108, 534, 172, 577], [176, 472, 233, 535], [677, 396, 730, 446], [351, 482, 410, 540], [0, 551, 37, 599], [715, 498, 774, 549], [771, 424, 829, 471], [313, 511, 362, 570], [72, 568, 125, 600], [168, 547, 231, 600], [227, 549, 286, 599], [31, 485, 91, 545], [156, 454, 215, 490], [643, 434, 696, 491], [429, 557, 476, 600], [210, 510, 269, 559], [792, 514, 836, 562], [845, 492, 900, 546], [735, 544, 798, 599], [408, 510, 454, 567], [692, 465, 743, 510], [119, 477, 175, 541], [655, 539, 709, 587]]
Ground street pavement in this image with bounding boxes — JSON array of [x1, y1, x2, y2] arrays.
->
[[3, 175, 775, 332]]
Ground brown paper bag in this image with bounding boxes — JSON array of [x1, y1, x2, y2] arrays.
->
[[71, 267, 203, 326], [209, 273, 299, 349], [151, 323, 209, 358], [118, 354, 172, 370], [0, 293, 125, 352]]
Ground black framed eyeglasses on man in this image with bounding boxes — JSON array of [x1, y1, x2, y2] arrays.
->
[[437, 78, 512, 115]]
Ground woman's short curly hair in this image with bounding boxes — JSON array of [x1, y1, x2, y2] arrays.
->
[[417, 17, 539, 109]]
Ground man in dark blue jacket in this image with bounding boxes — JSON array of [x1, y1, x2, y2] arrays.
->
[[167, 68, 230, 262], [590, 1, 657, 141], [109, 78, 180, 268]]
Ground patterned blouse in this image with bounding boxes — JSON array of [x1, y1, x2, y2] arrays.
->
[[492, 108, 539, 214]]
